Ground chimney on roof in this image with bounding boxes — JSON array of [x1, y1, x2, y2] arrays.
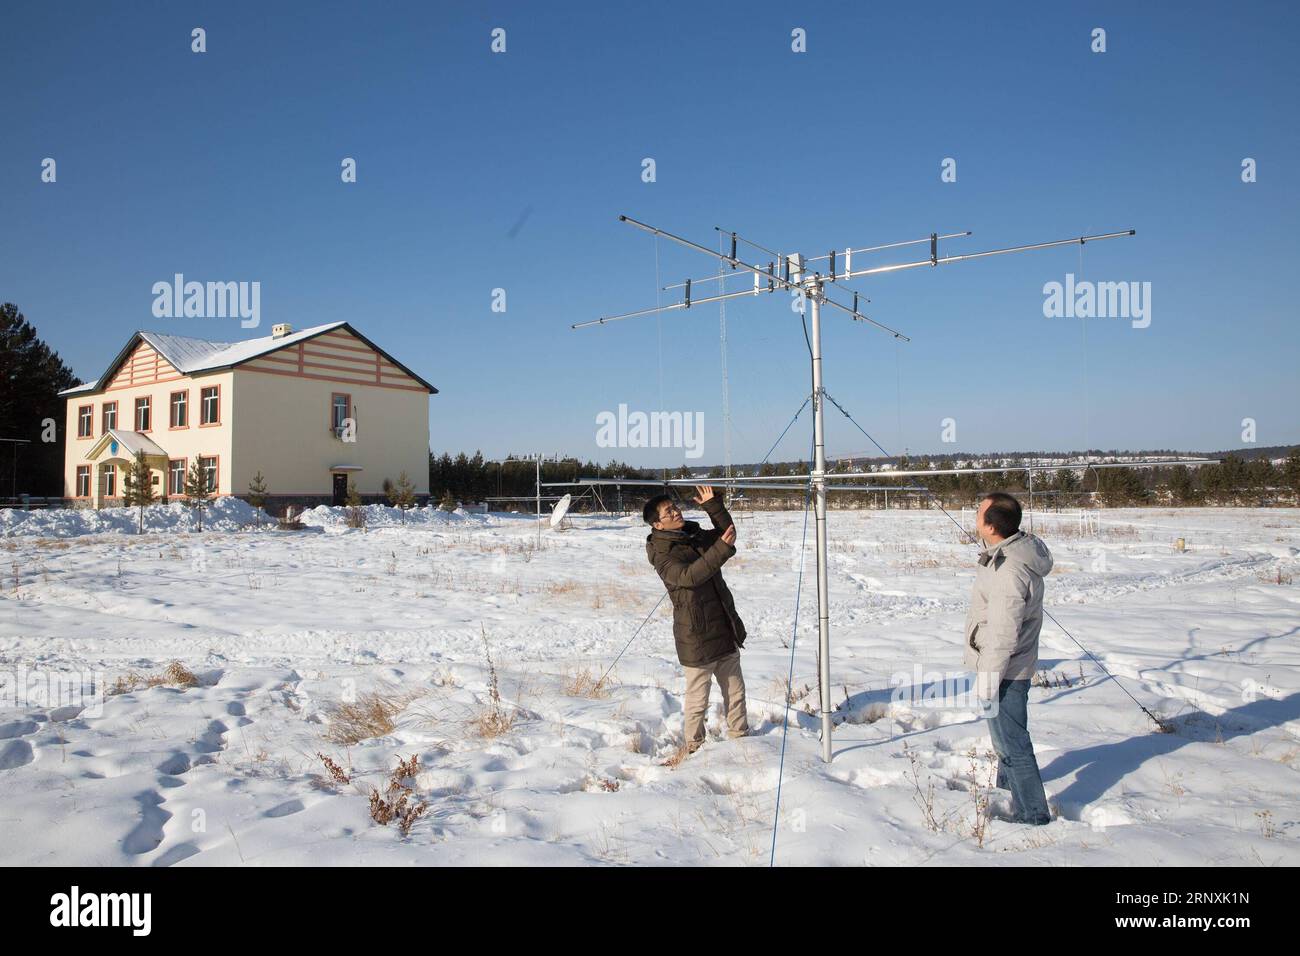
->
[[272, 323, 293, 338]]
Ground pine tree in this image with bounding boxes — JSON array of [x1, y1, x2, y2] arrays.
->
[[0, 304, 79, 496], [247, 471, 268, 528], [1097, 466, 1147, 506], [390, 471, 416, 521], [452, 452, 471, 499], [183, 459, 210, 531], [1168, 465, 1198, 505], [468, 450, 487, 502], [1285, 450, 1300, 500], [344, 480, 366, 529], [121, 450, 156, 533], [1246, 457, 1277, 505], [439, 488, 457, 512], [430, 452, 453, 500], [1053, 468, 1081, 494]]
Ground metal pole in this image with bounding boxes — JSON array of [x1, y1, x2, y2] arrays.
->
[[536, 457, 542, 548], [808, 281, 833, 763], [1027, 464, 1035, 533], [683, 459, 1215, 483]]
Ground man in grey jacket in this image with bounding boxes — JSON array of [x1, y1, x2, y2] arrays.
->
[[964, 492, 1054, 825]]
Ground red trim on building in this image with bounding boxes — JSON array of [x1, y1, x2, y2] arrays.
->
[[169, 389, 190, 429], [199, 384, 221, 426], [197, 454, 220, 494], [77, 405, 94, 439], [135, 395, 153, 433], [167, 457, 188, 497]]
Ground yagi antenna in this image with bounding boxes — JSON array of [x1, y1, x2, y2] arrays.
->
[[575, 215, 911, 341], [574, 212, 1136, 764]]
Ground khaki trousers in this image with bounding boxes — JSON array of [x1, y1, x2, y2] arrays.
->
[[683, 650, 749, 748]]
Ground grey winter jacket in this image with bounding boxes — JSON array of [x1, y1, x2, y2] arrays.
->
[[962, 531, 1054, 683]]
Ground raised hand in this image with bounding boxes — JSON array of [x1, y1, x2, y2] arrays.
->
[[722, 524, 736, 546], [693, 485, 715, 504]]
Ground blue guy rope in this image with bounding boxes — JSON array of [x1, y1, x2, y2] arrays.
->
[[770, 435, 815, 867], [823, 389, 1168, 730]]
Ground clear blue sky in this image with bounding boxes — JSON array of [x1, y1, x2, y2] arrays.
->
[[3, 1, 1297, 468]]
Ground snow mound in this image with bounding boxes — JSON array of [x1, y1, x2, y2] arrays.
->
[[0, 498, 273, 537], [296, 503, 493, 530]]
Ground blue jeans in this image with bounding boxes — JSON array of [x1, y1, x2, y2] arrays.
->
[[982, 679, 1051, 825]]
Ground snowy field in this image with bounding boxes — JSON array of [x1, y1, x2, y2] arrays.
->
[[1, 504, 1297, 866]]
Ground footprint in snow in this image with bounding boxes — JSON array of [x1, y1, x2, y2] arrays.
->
[[0, 720, 40, 739], [0, 738, 35, 770], [122, 790, 172, 856]]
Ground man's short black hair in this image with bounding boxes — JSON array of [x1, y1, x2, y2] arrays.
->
[[643, 494, 673, 525], [981, 492, 1022, 538]]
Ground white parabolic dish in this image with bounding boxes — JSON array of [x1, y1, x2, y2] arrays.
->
[[549, 493, 572, 528]]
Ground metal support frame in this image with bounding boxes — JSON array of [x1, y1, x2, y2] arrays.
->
[[576, 214, 1145, 762], [488, 453, 566, 547]]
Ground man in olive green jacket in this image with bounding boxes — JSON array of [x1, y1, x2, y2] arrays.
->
[[644, 486, 749, 753]]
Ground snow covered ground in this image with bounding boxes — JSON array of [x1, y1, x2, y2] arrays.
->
[[1, 505, 1297, 866]]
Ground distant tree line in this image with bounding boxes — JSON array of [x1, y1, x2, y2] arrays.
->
[[430, 449, 1300, 512], [702, 452, 1300, 509], [428, 451, 669, 509]]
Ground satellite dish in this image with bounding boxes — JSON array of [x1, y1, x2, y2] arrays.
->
[[549, 493, 572, 529]]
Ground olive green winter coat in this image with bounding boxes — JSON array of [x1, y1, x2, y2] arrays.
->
[[645, 496, 748, 667]]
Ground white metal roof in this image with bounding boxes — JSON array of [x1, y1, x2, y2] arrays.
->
[[89, 429, 170, 461], [138, 321, 347, 376]]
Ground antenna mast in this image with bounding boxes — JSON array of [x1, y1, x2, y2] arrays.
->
[[718, 238, 733, 483], [576, 215, 1138, 762]]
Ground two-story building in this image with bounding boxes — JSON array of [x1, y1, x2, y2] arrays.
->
[[60, 321, 437, 511]]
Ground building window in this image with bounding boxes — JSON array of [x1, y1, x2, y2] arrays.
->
[[77, 405, 93, 438], [102, 402, 117, 433], [168, 459, 186, 496], [331, 393, 351, 437], [200, 386, 220, 425], [199, 456, 218, 494], [76, 466, 91, 497], [170, 391, 188, 428], [100, 465, 116, 498], [135, 396, 152, 432]]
